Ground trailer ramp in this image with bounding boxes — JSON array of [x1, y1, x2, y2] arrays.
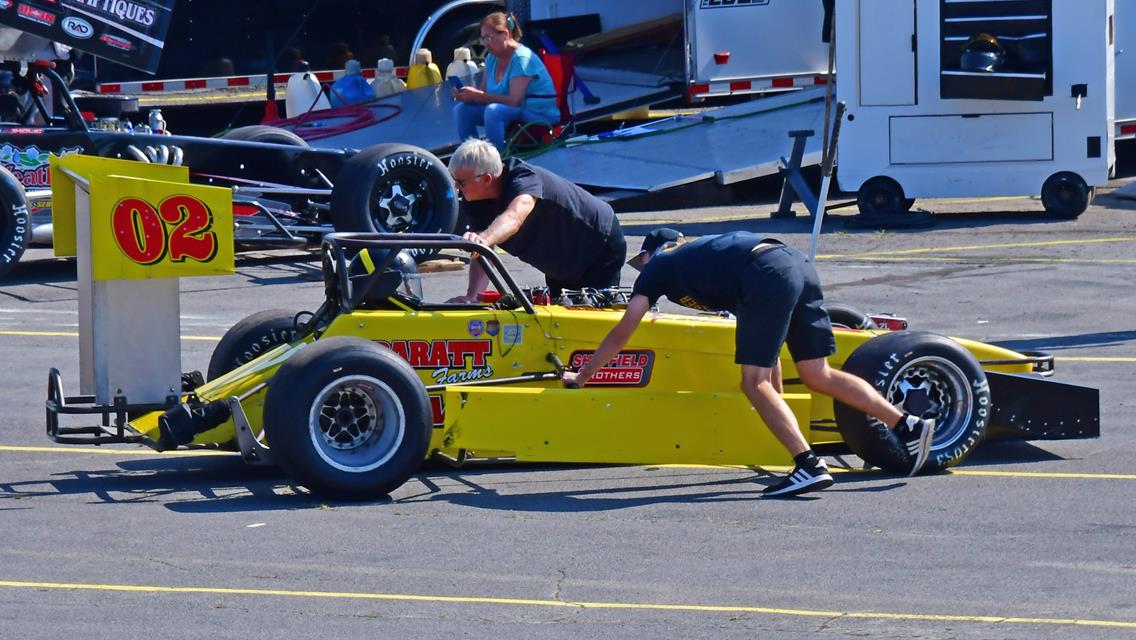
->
[[527, 86, 828, 194]]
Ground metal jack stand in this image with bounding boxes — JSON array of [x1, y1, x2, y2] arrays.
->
[[774, 129, 818, 219]]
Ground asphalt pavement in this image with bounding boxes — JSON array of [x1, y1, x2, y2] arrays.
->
[[0, 180, 1134, 639]]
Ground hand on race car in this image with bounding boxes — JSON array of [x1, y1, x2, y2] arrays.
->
[[561, 371, 582, 389], [447, 294, 477, 304]]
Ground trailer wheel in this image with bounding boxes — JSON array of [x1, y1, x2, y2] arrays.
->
[[824, 302, 879, 330], [0, 166, 30, 280], [221, 125, 310, 147], [834, 331, 991, 474], [1041, 171, 1092, 218], [263, 337, 431, 499], [857, 176, 912, 215], [330, 143, 458, 236], [207, 309, 299, 380]]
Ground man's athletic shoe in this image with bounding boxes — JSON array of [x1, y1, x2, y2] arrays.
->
[[762, 458, 834, 497], [897, 415, 935, 477]]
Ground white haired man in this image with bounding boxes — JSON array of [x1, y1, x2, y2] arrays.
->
[[447, 138, 626, 301]]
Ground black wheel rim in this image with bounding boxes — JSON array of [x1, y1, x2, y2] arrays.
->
[[370, 168, 436, 233]]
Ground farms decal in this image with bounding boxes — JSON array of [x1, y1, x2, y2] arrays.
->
[[1, 144, 82, 188], [0, 0, 176, 73], [375, 339, 494, 385], [569, 350, 655, 387]]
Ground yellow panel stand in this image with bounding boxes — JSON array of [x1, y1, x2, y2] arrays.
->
[[50, 155, 233, 406]]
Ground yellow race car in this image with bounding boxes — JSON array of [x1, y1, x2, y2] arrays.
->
[[46, 234, 1100, 498]]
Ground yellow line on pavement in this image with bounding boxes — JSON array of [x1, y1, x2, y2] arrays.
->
[[0, 580, 1130, 629], [0, 330, 220, 341], [950, 470, 1136, 480], [1057, 356, 1136, 363], [819, 235, 1136, 260], [0, 445, 230, 457]]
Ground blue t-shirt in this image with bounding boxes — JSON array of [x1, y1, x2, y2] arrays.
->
[[632, 232, 771, 312], [484, 45, 560, 122]]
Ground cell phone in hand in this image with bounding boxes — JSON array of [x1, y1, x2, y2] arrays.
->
[[448, 75, 464, 90]]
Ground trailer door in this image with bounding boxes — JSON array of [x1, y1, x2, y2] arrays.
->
[[858, 0, 916, 106]]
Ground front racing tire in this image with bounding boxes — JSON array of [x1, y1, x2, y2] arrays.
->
[[330, 143, 458, 237], [262, 337, 432, 499], [207, 309, 300, 380], [834, 331, 991, 474], [0, 166, 30, 280]]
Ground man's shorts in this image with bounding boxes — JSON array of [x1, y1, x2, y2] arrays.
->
[[734, 244, 836, 367]]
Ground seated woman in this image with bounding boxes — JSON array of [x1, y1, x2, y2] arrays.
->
[[453, 11, 560, 150]]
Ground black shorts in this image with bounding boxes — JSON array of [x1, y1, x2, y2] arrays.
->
[[734, 244, 836, 367], [545, 224, 627, 294]]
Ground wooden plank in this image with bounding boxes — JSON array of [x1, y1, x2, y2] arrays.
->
[[565, 13, 683, 54]]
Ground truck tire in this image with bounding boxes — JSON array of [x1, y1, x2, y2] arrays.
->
[[0, 166, 30, 280], [857, 176, 914, 215], [834, 331, 991, 474], [207, 309, 299, 380], [1041, 171, 1092, 219], [330, 143, 458, 236], [262, 337, 432, 499], [221, 125, 310, 147]]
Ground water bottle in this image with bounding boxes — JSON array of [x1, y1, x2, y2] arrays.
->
[[148, 108, 167, 134]]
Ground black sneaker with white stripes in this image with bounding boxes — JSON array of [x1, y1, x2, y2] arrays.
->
[[897, 415, 935, 477], [762, 458, 834, 497]]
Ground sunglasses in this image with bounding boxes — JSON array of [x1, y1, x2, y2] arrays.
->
[[453, 173, 485, 189]]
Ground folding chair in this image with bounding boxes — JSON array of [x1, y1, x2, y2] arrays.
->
[[504, 48, 575, 157]]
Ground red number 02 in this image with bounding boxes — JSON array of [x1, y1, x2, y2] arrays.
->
[[111, 195, 218, 265]]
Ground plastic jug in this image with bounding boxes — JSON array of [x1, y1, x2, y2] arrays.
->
[[372, 57, 407, 98], [445, 47, 479, 82], [285, 62, 330, 117], [329, 59, 373, 107], [406, 48, 442, 89]]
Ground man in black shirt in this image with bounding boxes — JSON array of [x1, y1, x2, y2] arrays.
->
[[564, 229, 936, 498], [447, 139, 626, 301]]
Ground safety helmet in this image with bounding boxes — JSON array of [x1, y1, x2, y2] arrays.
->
[[347, 248, 423, 308], [960, 33, 1005, 73]]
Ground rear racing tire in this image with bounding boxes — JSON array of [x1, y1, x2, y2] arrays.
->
[[1040, 171, 1092, 219], [221, 125, 310, 147], [834, 331, 991, 474], [207, 309, 299, 380], [330, 143, 458, 237], [262, 337, 432, 499], [824, 302, 880, 330], [0, 166, 30, 280]]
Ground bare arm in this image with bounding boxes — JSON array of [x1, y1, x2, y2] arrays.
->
[[478, 194, 536, 246], [456, 75, 532, 107], [564, 295, 652, 387]]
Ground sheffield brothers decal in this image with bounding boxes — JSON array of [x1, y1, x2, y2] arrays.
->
[[569, 350, 655, 387]]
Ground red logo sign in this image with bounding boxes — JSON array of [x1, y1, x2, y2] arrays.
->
[[17, 3, 56, 25], [374, 339, 492, 369], [569, 350, 655, 387]]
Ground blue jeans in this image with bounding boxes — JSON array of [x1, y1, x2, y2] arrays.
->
[[454, 102, 549, 149]]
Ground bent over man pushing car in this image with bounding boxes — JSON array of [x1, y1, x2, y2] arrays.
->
[[447, 139, 626, 301], [562, 229, 936, 497]]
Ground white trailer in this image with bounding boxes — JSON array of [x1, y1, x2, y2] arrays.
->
[[836, 0, 1114, 218]]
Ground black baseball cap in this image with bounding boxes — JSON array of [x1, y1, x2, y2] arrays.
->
[[627, 228, 684, 271]]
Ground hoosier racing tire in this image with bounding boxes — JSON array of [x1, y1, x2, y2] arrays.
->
[[834, 331, 991, 473], [207, 309, 300, 380], [0, 166, 30, 280], [263, 337, 431, 499]]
